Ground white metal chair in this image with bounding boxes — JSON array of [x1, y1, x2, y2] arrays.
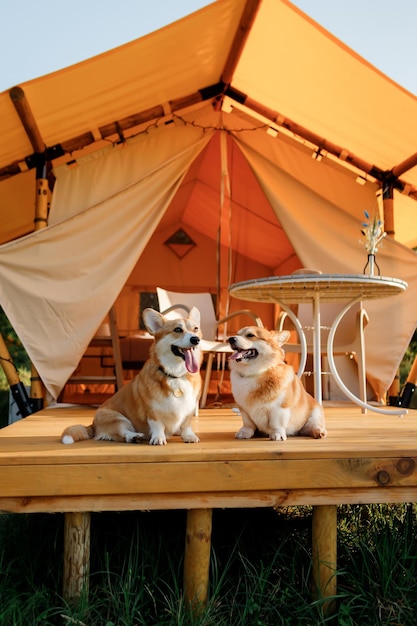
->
[[156, 288, 264, 407]]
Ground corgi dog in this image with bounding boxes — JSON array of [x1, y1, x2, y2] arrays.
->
[[227, 327, 327, 441], [61, 307, 203, 446]]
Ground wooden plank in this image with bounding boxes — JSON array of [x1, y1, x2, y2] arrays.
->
[[2, 485, 417, 514], [1, 454, 417, 499], [1, 408, 417, 465]]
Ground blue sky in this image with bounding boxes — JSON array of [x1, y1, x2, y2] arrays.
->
[[1, 0, 416, 95]]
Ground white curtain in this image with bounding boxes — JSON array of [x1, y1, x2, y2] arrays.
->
[[0, 123, 212, 399], [236, 135, 417, 398]]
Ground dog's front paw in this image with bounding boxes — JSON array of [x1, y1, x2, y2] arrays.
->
[[235, 427, 255, 439], [181, 426, 200, 443], [125, 432, 146, 444], [312, 427, 327, 439], [270, 431, 287, 441], [149, 435, 167, 445], [182, 432, 200, 444]]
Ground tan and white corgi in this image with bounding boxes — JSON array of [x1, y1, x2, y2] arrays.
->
[[61, 307, 203, 446], [228, 326, 327, 441]]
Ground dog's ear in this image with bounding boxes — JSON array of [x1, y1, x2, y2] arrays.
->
[[274, 330, 291, 346], [142, 308, 165, 335], [189, 306, 201, 327]]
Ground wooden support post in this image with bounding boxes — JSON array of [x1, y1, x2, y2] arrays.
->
[[312, 505, 337, 613], [29, 166, 50, 410], [382, 180, 394, 238], [34, 176, 49, 231], [183, 508, 212, 609], [9, 87, 50, 410], [63, 512, 91, 602]]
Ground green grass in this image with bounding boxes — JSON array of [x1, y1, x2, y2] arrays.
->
[[1, 505, 417, 625]]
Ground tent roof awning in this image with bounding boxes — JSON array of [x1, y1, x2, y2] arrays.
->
[[1, 0, 417, 245]]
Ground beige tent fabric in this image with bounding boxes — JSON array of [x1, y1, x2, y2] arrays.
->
[[0, 126, 212, 399], [237, 137, 417, 398]]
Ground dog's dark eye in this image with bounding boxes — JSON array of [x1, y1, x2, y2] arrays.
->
[[246, 332, 255, 338], [193, 326, 199, 332], [174, 326, 183, 334]]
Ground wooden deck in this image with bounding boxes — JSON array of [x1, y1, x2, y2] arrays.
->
[[1, 404, 417, 606]]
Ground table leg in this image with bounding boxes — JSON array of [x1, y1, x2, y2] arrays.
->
[[327, 297, 407, 415], [184, 508, 212, 609], [200, 354, 214, 409], [312, 505, 337, 613], [63, 511, 90, 601], [312, 293, 322, 403], [278, 302, 308, 377]]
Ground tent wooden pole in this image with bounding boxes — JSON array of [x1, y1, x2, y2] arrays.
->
[[34, 176, 49, 231], [392, 151, 417, 178], [382, 180, 401, 404], [28, 157, 50, 410], [9, 86, 48, 410], [382, 180, 395, 237], [9, 87, 45, 153], [220, 0, 261, 86]]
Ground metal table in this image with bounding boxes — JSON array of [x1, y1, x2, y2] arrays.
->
[[229, 274, 408, 414]]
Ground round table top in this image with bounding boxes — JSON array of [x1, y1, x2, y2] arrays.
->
[[229, 273, 408, 304]]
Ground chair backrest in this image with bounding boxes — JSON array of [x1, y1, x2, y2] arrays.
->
[[297, 301, 360, 348], [156, 288, 218, 340]]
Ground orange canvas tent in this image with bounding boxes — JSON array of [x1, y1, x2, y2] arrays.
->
[[0, 0, 416, 402]]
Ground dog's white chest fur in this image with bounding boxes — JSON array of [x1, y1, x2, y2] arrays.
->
[[156, 378, 197, 425], [230, 371, 258, 402]]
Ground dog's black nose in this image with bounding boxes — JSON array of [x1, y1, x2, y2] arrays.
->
[[228, 336, 237, 346], [190, 335, 200, 346]]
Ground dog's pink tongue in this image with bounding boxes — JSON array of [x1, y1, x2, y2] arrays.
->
[[185, 348, 200, 373], [229, 351, 242, 361]]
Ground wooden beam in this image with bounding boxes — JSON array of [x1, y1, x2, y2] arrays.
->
[[221, 0, 262, 85], [9, 87, 46, 154], [392, 151, 417, 178], [4, 82, 417, 207], [227, 88, 385, 181]]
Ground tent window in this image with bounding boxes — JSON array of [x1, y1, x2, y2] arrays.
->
[[164, 228, 196, 259]]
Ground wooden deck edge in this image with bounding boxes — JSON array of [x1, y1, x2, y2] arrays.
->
[[2, 486, 417, 514]]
